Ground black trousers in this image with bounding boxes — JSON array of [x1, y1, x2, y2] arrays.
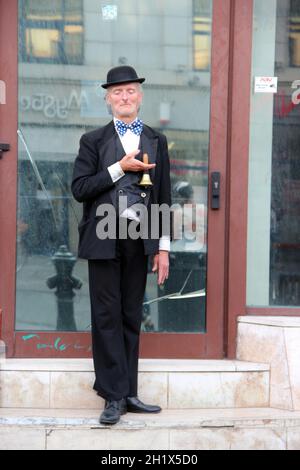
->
[[88, 222, 148, 401]]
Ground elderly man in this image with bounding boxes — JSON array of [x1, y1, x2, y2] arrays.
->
[[71, 65, 171, 425]]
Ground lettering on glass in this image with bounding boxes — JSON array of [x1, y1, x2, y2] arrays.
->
[[21, 334, 92, 353], [19, 90, 89, 119]]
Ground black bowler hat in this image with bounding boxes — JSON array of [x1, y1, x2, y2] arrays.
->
[[101, 65, 145, 89]]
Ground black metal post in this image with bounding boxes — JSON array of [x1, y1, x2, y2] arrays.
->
[[47, 245, 82, 331]]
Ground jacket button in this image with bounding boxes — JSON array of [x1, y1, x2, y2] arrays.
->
[[119, 189, 123, 194], [141, 192, 146, 198]]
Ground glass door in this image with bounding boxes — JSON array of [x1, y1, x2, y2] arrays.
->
[[0, 0, 231, 358]]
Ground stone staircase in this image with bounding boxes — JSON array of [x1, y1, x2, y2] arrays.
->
[[1, 406, 299, 450], [1, 316, 300, 449], [0, 359, 270, 410], [0, 357, 299, 450]]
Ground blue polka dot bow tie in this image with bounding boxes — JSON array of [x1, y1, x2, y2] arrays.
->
[[115, 118, 143, 137]]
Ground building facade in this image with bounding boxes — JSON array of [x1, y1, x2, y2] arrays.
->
[[1, 0, 300, 360]]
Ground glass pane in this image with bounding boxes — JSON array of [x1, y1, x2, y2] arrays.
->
[[64, 25, 83, 63], [25, 28, 61, 59], [64, 0, 83, 22], [247, 0, 300, 307], [17, 0, 213, 334], [25, 0, 64, 20], [21, 0, 83, 64]]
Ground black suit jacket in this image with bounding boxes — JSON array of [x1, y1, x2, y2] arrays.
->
[[71, 121, 171, 259]]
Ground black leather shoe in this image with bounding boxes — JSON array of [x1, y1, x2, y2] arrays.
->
[[99, 398, 127, 425], [126, 396, 161, 413]]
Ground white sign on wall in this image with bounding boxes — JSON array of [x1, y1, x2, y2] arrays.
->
[[102, 5, 118, 21], [254, 76, 278, 94]]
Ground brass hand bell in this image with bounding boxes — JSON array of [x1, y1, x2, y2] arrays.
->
[[139, 153, 153, 187]]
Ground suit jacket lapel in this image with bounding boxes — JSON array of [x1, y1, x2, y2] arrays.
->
[[99, 121, 117, 170], [97, 121, 117, 206]]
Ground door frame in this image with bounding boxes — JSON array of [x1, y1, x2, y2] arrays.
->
[[0, 0, 18, 358], [0, 0, 253, 358]]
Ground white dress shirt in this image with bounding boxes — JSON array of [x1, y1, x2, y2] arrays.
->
[[107, 117, 170, 252]]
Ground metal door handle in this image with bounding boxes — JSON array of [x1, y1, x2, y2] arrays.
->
[[211, 172, 221, 210], [0, 143, 10, 159]]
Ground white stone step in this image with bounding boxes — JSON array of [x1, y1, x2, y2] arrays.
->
[[237, 316, 300, 411], [0, 407, 299, 450], [0, 359, 270, 409]]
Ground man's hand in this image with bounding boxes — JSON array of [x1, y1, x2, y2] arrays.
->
[[119, 150, 156, 172], [152, 251, 169, 285]]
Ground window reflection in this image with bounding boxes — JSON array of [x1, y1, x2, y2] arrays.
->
[[193, 0, 212, 71], [290, 0, 300, 66], [25, 0, 64, 21], [271, 0, 300, 306], [248, 0, 300, 307], [20, 0, 83, 64], [17, 0, 212, 332], [25, 29, 60, 59]]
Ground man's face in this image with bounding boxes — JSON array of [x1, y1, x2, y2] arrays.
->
[[106, 82, 143, 122]]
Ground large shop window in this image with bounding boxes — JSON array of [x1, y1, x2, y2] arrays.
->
[[247, 0, 300, 307], [16, 0, 212, 333]]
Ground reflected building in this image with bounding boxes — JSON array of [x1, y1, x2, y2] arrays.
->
[[16, 0, 212, 332]]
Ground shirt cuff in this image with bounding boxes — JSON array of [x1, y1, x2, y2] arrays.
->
[[108, 162, 125, 183], [159, 236, 171, 252]]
